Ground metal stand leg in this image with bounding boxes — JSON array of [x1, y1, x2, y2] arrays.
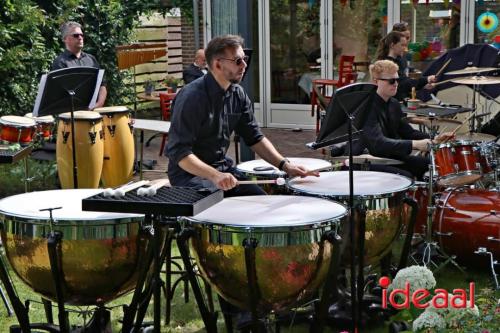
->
[[243, 238, 263, 332], [399, 197, 418, 270], [0, 282, 13, 316], [177, 227, 218, 333], [42, 298, 54, 324], [356, 205, 366, 322], [310, 218, 349, 333]]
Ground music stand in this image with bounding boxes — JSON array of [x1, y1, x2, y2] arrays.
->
[[309, 82, 377, 332], [33, 67, 103, 188]]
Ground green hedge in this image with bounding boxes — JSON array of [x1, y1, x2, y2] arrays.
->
[[0, 0, 166, 116]]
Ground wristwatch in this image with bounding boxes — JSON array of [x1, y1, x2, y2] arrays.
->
[[278, 158, 289, 171]]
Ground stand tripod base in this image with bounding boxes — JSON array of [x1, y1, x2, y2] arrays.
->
[[410, 240, 466, 274]]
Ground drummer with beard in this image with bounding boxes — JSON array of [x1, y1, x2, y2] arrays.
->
[[166, 34, 318, 196], [358, 60, 454, 180]]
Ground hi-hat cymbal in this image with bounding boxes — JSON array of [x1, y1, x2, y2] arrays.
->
[[445, 66, 497, 75], [455, 132, 496, 142], [451, 76, 500, 85], [407, 116, 461, 128], [331, 154, 403, 165]]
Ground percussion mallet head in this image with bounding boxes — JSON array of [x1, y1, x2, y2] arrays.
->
[[137, 178, 171, 197], [113, 180, 150, 198], [103, 188, 114, 197], [275, 177, 286, 186]]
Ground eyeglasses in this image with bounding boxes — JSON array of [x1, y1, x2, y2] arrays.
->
[[71, 33, 84, 38], [377, 78, 400, 85], [218, 55, 249, 66]]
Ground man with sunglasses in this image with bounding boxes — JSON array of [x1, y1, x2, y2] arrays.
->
[[167, 34, 317, 195], [51, 21, 107, 108], [358, 60, 453, 179]]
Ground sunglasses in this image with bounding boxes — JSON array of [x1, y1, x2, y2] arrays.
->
[[71, 33, 84, 38], [218, 55, 249, 66], [377, 78, 400, 85]]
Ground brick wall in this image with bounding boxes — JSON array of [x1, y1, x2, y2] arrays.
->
[[181, 1, 204, 67]]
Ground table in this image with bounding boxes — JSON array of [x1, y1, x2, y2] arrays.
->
[[133, 119, 171, 179], [136, 92, 161, 101]]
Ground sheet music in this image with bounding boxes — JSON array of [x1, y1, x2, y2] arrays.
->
[[32, 74, 48, 117], [88, 69, 104, 110]]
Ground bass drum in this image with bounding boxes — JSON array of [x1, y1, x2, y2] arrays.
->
[[184, 195, 347, 313], [435, 189, 500, 265], [288, 171, 413, 265], [0, 189, 149, 305]]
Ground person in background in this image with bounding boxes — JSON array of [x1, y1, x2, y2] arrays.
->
[[392, 21, 411, 51], [359, 60, 453, 180], [376, 31, 436, 101], [182, 49, 207, 84], [167, 34, 318, 195], [51, 21, 107, 108]]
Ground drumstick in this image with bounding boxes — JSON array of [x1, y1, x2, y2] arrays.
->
[[103, 180, 150, 198], [435, 58, 452, 77], [439, 111, 477, 144], [432, 78, 458, 87], [137, 178, 171, 196], [237, 177, 286, 186]]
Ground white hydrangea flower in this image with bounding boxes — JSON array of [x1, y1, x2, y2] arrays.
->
[[390, 265, 436, 294], [426, 294, 479, 323], [412, 311, 446, 332]]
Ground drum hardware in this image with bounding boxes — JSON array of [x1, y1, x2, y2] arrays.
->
[[82, 187, 223, 332], [88, 130, 97, 144], [330, 154, 403, 166], [474, 248, 499, 290]]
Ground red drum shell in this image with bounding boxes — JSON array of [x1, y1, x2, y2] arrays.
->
[[0, 116, 36, 144], [435, 189, 500, 265], [434, 141, 482, 186]]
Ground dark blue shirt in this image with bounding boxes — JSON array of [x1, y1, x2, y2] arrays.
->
[[166, 72, 263, 186]]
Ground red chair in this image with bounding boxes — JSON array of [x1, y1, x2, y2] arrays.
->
[[336, 55, 357, 88], [158, 92, 176, 156]]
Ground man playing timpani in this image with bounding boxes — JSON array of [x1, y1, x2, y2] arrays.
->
[[166, 34, 318, 196]]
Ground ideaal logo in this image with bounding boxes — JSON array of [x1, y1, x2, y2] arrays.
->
[[379, 276, 475, 310]]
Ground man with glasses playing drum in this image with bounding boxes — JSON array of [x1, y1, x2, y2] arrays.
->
[[166, 35, 318, 195], [358, 60, 454, 180], [51, 21, 107, 109]]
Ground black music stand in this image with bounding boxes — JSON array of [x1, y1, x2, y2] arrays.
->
[[308, 83, 377, 332], [33, 67, 103, 188]]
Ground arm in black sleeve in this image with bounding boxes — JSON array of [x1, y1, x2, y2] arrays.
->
[[361, 110, 413, 159], [234, 88, 264, 146]]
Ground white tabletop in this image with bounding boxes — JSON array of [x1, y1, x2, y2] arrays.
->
[[133, 119, 170, 133]]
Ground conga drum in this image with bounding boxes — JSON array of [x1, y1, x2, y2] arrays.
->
[[288, 171, 413, 265], [94, 106, 134, 187], [235, 157, 332, 194], [0, 115, 36, 145], [56, 111, 104, 189], [185, 195, 347, 313], [0, 189, 148, 305]]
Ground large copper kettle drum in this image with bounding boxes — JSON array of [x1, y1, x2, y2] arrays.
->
[[184, 195, 347, 313], [0, 189, 149, 305]]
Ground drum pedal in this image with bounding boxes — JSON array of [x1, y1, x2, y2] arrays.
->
[[474, 247, 499, 289]]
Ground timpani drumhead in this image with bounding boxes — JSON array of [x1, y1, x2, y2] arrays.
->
[[288, 171, 413, 197], [188, 195, 347, 228], [236, 157, 332, 176]]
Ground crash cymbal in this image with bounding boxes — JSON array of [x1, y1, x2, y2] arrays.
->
[[445, 66, 497, 75], [455, 132, 496, 142], [331, 154, 403, 165], [451, 76, 500, 85], [407, 116, 462, 128]]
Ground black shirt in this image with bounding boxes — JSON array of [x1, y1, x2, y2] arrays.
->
[[360, 94, 429, 159], [166, 72, 264, 186], [386, 55, 427, 101], [183, 63, 205, 84], [51, 50, 106, 86]]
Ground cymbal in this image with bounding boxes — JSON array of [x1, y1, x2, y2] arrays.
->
[[445, 66, 497, 75], [455, 132, 496, 142], [331, 154, 403, 165], [451, 76, 500, 85], [407, 116, 461, 128]]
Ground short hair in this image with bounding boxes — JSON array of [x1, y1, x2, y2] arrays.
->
[[392, 21, 409, 32], [369, 60, 399, 79], [60, 21, 82, 40], [205, 35, 244, 69]]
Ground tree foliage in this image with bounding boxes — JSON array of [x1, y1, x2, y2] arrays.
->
[[0, 0, 163, 115]]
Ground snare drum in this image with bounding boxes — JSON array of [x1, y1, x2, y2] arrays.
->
[[56, 111, 104, 189], [0, 189, 147, 305], [94, 106, 134, 187], [434, 141, 482, 186], [235, 158, 332, 194], [435, 189, 500, 265], [288, 171, 413, 265], [185, 195, 347, 312], [25, 113, 55, 141], [0, 115, 36, 145]]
